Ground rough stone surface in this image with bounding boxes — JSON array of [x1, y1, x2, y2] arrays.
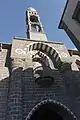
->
[[0, 39, 80, 120]]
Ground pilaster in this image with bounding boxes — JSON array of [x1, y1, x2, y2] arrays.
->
[[7, 58, 24, 120]]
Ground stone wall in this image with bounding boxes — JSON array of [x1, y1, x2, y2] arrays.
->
[[0, 45, 10, 120], [0, 40, 80, 120]]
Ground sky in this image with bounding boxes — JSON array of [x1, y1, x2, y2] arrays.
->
[[0, 0, 76, 49]]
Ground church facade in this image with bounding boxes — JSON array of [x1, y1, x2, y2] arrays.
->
[[0, 6, 80, 120]]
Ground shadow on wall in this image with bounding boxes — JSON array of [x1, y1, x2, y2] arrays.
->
[[0, 67, 80, 120]]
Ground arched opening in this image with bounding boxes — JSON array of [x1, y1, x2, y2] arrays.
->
[[28, 42, 61, 68], [26, 100, 77, 120], [31, 24, 42, 32], [30, 15, 39, 23], [30, 104, 63, 120]]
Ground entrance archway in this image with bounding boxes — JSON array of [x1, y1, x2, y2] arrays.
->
[[30, 104, 63, 120], [26, 100, 77, 120]]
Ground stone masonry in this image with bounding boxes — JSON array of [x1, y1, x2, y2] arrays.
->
[[0, 7, 80, 120]]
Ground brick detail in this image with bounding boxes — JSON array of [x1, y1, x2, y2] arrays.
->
[[22, 69, 67, 119], [7, 58, 24, 120], [11, 58, 24, 70], [59, 62, 71, 72], [0, 67, 9, 120], [0, 49, 8, 67]]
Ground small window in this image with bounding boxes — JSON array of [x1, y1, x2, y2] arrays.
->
[[31, 24, 42, 32], [30, 15, 39, 22], [72, 2, 80, 23]]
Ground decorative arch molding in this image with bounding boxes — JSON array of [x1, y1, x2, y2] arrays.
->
[[26, 99, 77, 120], [28, 42, 61, 68]]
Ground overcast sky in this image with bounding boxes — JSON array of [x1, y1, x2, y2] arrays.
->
[[0, 0, 76, 49]]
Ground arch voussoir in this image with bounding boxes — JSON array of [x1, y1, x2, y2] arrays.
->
[[28, 42, 62, 68], [26, 99, 77, 120]]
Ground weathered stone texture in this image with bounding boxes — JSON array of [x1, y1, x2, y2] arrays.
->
[[0, 39, 80, 120], [0, 67, 9, 120], [0, 49, 8, 67], [7, 58, 24, 120], [22, 69, 66, 118]]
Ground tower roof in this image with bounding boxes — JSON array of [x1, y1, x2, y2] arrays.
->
[[28, 7, 36, 12]]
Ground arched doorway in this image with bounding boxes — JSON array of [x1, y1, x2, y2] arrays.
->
[[30, 104, 63, 120], [26, 100, 77, 120]]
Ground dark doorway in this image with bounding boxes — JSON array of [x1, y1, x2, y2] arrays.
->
[[30, 104, 63, 120]]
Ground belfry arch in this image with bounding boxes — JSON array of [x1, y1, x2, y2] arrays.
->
[[26, 99, 77, 120]]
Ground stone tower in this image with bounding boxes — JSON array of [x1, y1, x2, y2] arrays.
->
[[0, 7, 80, 120], [26, 7, 47, 41]]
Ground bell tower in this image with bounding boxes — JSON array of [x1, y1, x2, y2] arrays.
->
[[26, 7, 47, 41]]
